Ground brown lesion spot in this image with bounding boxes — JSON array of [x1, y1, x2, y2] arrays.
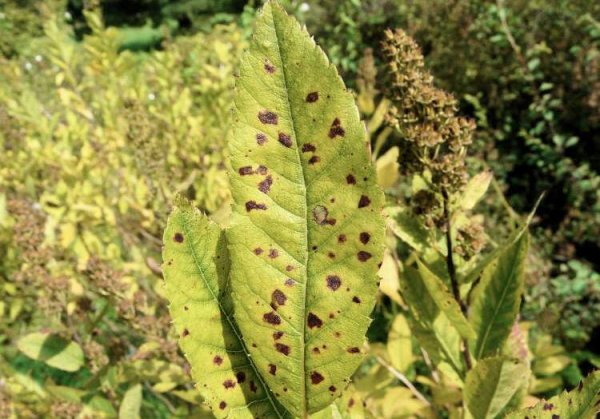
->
[[173, 233, 184, 243], [238, 166, 253, 176], [359, 232, 371, 244], [258, 175, 273, 194], [278, 132, 292, 147], [273, 331, 284, 340], [246, 201, 267, 212], [346, 174, 356, 184], [329, 385, 336, 392], [352, 296, 361, 304], [236, 372, 246, 383], [223, 379, 236, 389], [250, 381, 257, 392], [258, 110, 278, 125], [310, 371, 324, 385], [254, 247, 263, 255], [358, 195, 371, 208], [268, 248, 279, 259], [308, 156, 320, 165], [264, 60, 276, 74], [327, 251, 335, 259], [328, 118, 345, 138], [263, 311, 281, 325], [213, 355, 223, 366], [219, 401, 227, 410], [307, 312, 323, 329], [312, 205, 336, 226], [271, 289, 287, 307], [312, 347, 321, 354], [306, 92, 319, 102], [256, 133, 267, 145], [269, 364, 277, 375], [275, 343, 290, 355], [338, 234, 347, 243], [347, 347, 360, 354], [326, 275, 342, 291], [182, 328, 189, 337], [286, 265, 294, 272], [284, 278, 295, 287], [302, 143, 316, 153], [357, 251, 372, 262]]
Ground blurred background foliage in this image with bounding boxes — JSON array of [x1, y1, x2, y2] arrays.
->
[[0, 0, 598, 417]]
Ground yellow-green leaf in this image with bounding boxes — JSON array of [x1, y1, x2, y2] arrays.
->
[[464, 357, 528, 419], [227, 1, 385, 416], [387, 314, 414, 373], [17, 333, 84, 372], [470, 233, 529, 359], [506, 370, 600, 419], [460, 171, 492, 210], [119, 384, 142, 419], [162, 197, 289, 418]]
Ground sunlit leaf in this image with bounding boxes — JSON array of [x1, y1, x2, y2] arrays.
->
[[17, 333, 84, 372]]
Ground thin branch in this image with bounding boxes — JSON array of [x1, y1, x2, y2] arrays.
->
[[375, 356, 431, 406]]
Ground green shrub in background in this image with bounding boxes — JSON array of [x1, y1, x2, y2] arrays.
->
[[0, 7, 242, 416]]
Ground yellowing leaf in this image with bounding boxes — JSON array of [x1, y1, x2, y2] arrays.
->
[[17, 333, 84, 372], [460, 171, 492, 210], [376, 146, 399, 188], [119, 384, 142, 419], [227, 2, 385, 415], [387, 314, 414, 373]]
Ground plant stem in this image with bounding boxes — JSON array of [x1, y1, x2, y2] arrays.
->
[[442, 188, 472, 371], [376, 356, 431, 405]]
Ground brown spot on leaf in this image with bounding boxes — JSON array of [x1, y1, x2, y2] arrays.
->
[[271, 289, 287, 307], [347, 347, 360, 353], [183, 305, 188, 311], [273, 331, 283, 340], [308, 155, 320, 165], [263, 311, 281, 325], [328, 118, 345, 138], [275, 343, 290, 355], [307, 312, 323, 329], [256, 133, 267, 145], [329, 386, 336, 392], [285, 278, 295, 287], [254, 247, 263, 255], [269, 364, 277, 375], [238, 166, 254, 176], [302, 143, 316, 153], [182, 328, 189, 337], [173, 233, 184, 243], [357, 251, 372, 262], [352, 296, 361, 304], [312, 347, 321, 354], [250, 381, 257, 392], [338, 234, 347, 243], [306, 92, 319, 102], [360, 232, 371, 244], [256, 165, 268, 175], [258, 110, 278, 125], [348, 398, 355, 408], [310, 371, 324, 384], [286, 265, 294, 272], [543, 403, 554, 411], [269, 248, 279, 258], [329, 313, 335, 319], [258, 175, 273, 194], [213, 356, 223, 366], [358, 195, 371, 208], [236, 372, 246, 383], [223, 380, 236, 389], [278, 132, 292, 147], [326, 275, 342, 291], [219, 401, 227, 410], [335, 332, 341, 338], [246, 201, 267, 212], [346, 174, 356, 184], [264, 61, 276, 73], [327, 252, 335, 259]]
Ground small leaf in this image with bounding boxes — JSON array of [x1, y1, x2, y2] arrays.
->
[[386, 206, 430, 252], [470, 233, 529, 359], [227, 1, 384, 415], [376, 146, 399, 188], [506, 370, 600, 419], [417, 260, 476, 342], [387, 314, 414, 373], [464, 357, 528, 419], [378, 249, 402, 305], [460, 171, 492, 210], [119, 384, 142, 419], [17, 333, 84, 372], [399, 267, 463, 374], [162, 197, 288, 418]]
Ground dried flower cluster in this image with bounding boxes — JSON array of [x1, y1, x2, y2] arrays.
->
[[382, 29, 475, 193]]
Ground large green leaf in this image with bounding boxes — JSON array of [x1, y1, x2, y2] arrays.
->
[[227, 1, 385, 415], [469, 232, 529, 359], [162, 197, 289, 418], [398, 267, 463, 375], [17, 333, 84, 372], [464, 357, 528, 419], [506, 370, 600, 419]]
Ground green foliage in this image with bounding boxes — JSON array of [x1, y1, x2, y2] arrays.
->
[[16, 333, 85, 373]]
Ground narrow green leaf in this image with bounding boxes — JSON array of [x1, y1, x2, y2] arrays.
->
[[119, 384, 142, 419], [399, 267, 463, 374], [506, 370, 600, 419], [464, 357, 528, 419], [227, 2, 385, 415], [387, 314, 414, 373], [470, 233, 529, 359], [417, 260, 476, 342], [17, 333, 84, 372], [162, 197, 289, 418]]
